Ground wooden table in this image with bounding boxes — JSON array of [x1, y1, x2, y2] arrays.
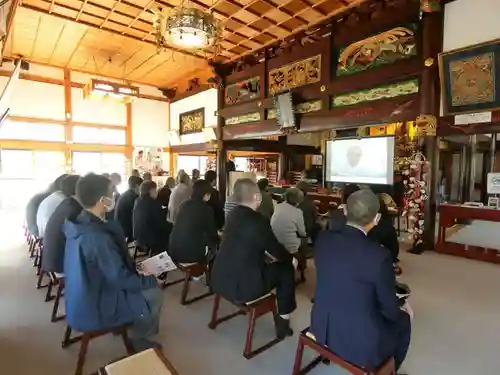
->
[[436, 204, 500, 264]]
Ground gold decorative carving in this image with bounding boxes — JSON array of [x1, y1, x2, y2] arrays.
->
[[416, 115, 437, 136], [424, 57, 435, 67], [267, 99, 322, 120], [226, 112, 261, 125], [268, 55, 321, 95]]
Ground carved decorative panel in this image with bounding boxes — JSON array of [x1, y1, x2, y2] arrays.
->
[[268, 55, 321, 95], [224, 77, 261, 105]]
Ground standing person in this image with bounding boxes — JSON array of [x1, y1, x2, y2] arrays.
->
[[271, 188, 307, 254], [114, 176, 143, 242], [36, 174, 69, 238], [64, 173, 163, 351], [257, 178, 274, 221], [133, 181, 171, 255], [204, 170, 224, 230], [191, 168, 200, 182], [42, 175, 82, 275], [211, 179, 297, 338], [168, 180, 219, 264], [131, 169, 141, 178], [167, 171, 192, 223], [157, 177, 176, 208], [110, 173, 122, 201], [311, 190, 411, 371]]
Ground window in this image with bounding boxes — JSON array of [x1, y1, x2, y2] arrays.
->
[[72, 126, 126, 145], [72, 151, 126, 178], [176, 155, 210, 177], [0, 120, 65, 142]]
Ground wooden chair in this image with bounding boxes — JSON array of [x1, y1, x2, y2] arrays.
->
[[97, 348, 179, 375], [62, 323, 134, 375], [208, 292, 284, 359], [175, 263, 213, 305], [46, 272, 66, 322], [292, 328, 396, 375]]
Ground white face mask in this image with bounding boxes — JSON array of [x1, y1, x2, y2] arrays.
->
[[102, 196, 115, 212]]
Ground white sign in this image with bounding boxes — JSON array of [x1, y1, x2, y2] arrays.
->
[[454, 112, 492, 125], [487, 173, 500, 194]]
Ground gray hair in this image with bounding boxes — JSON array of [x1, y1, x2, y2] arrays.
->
[[233, 178, 259, 204], [346, 189, 380, 226], [285, 187, 304, 206], [176, 170, 190, 185]]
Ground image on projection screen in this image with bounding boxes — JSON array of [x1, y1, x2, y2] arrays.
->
[[326, 137, 395, 185]]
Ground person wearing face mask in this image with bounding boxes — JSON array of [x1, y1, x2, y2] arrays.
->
[[63, 173, 164, 352], [133, 180, 172, 256], [211, 178, 297, 339], [310, 189, 411, 374], [114, 176, 143, 242], [168, 179, 219, 265]]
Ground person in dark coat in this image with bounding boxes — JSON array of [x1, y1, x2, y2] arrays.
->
[[25, 174, 67, 236], [296, 180, 319, 240], [211, 178, 297, 338], [168, 179, 219, 264], [204, 170, 224, 229], [368, 195, 400, 264], [64, 173, 163, 352], [114, 176, 143, 242], [133, 180, 171, 255], [257, 178, 274, 221], [311, 189, 411, 371], [156, 177, 175, 208], [42, 175, 82, 274], [328, 183, 360, 231]]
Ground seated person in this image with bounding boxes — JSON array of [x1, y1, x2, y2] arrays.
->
[[114, 176, 143, 242], [36, 174, 69, 238], [191, 168, 200, 182], [156, 177, 176, 208], [168, 180, 219, 264], [133, 181, 171, 255], [64, 173, 163, 351], [25, 176, 62, 237], [211, 178, 297, 338], [328, 183, 360, 231], [110, 173, 122, 201], [224, 192, 238, 218], [296, 181, 319, 241], [257, 178, 274, 221], [368, 196, 400, 265], [204, 170, 224, 230], [271, 188, 307, 254], [42, 175, 82, 275], [167, 171, 191, 223], [311, 190, 411, 371]]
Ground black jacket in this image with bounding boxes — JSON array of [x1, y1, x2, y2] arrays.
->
[[114, 189, 139, 241], [211, 205, 293, 303], [206, 186, 224, 230], [168, 198, 219, 263], [42, 197, 82, 273], [368, 215, 399, 263], [157, 186, 171, 208], [133, 195, 171, 253], [26, 191, 51, 236], [298, 194, 318, 236]]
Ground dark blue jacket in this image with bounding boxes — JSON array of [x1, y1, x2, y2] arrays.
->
[[310, 225, 402, 370], [64, 210, 156, 332]]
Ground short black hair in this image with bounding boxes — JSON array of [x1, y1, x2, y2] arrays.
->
[[205, 170, 217, 184], [192, 179, 212, 200], [61, 175, 80, 198], [76, 173, 112, 209], [343, 184, 360, 203], [139, 180, 157, 196], [143, 172, 152, 181], [257, 178, 269, 191], [128, 176, 143, 189], [53, 174, 69, 191]]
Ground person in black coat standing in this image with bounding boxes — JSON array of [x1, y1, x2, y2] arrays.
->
[[133, 180, 171, 255], [211, 178, 297, 338], [368, 196, 400, 264], [204, 170, 224, 230], [114, 176, 143, 242], [311, 190, 411, 372], [42, 175, 82, 274], [168, 179, 219, 264]]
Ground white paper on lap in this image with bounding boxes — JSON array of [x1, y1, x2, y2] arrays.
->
[[139, 252, 177, 276]]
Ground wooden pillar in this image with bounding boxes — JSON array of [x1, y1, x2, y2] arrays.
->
[[278, 135, 288, 181], [420, 10, 444, 251], [216, 78, 227, 202], [125, 102, 133, 173], [63, 69, 73, 172]]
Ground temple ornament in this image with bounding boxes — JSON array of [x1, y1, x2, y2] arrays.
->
[[337, 26, 417, 76], [268, 55, 321, 95]]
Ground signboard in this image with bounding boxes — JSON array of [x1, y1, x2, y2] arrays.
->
[[487, 173, 500, 194], [454, 112, 492, 125]]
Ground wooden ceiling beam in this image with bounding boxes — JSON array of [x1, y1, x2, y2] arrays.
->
[[20, 3, 209, 61], [100, 0, 122, 29], [3, 0, 22, 55], [76, 0, 88, 21], [48, 22, 66, 63]]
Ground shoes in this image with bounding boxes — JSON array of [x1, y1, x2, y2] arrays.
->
[[275, 316, 294, 339]]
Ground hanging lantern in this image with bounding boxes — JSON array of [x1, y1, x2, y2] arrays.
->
[[421, 0, 442, 13]]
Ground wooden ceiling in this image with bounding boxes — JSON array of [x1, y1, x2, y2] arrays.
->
[[5, 0, 371, 88]]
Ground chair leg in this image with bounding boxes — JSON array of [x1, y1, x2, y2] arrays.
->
[[208, 294, 221, 329], [36, 271, 47, 289], [180, 270, 191, 305], [45, 277, 55, 301], [120, 327, 135, 355], [243, 308, 257, 359], [74, 334, 90, 375], [62, 326, 73, 348], [291, 337, 305, 375], [51, 283, 65, 322]]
